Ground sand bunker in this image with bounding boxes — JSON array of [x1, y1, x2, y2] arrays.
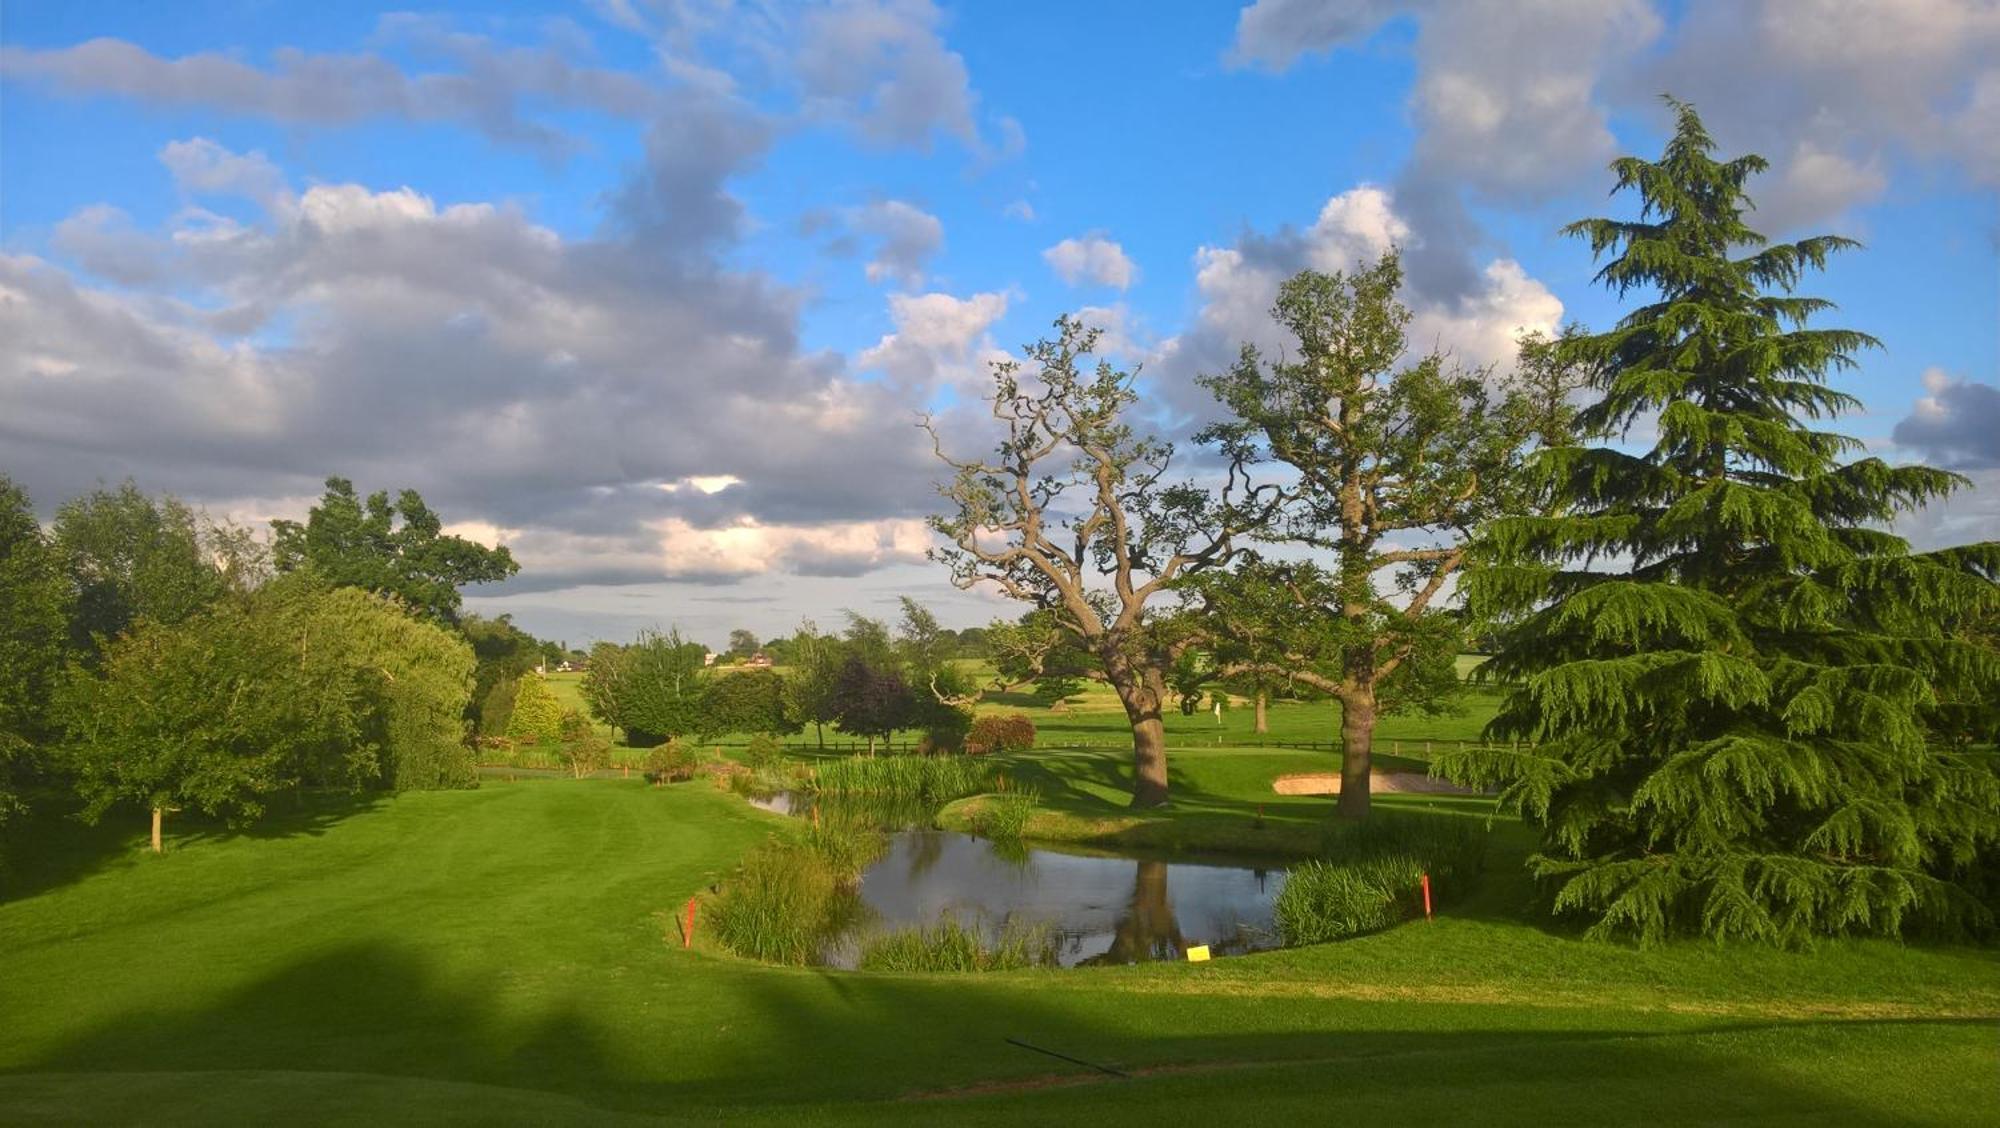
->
[[1272, 772, 1480, 796]]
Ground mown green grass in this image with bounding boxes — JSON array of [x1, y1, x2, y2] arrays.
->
[[3, 739, 1995, 1125]]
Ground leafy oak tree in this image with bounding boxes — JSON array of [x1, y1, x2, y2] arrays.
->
[[927, 317, 1275, 807], [1436, 101, 2000, 944], [271, 477, 517, 625], [1197, 255, 1571, 818]]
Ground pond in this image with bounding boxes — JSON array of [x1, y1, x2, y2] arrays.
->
[[750, 793, 1291, 967]]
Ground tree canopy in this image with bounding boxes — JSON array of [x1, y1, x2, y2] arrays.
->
[[271, 477, 517, 625], [1195, 254, 1566, 817], [927, 316, 1275, 806]]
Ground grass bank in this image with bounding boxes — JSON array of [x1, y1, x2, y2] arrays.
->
[[3, 757, 1994, 1125]]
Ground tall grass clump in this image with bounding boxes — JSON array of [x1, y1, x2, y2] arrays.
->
[[707, 839, 864, 965], [802, 812, 888, 878], [1275, 856, 1425, 944], [1275, 812, 1490, 946], [806, 755, 993, 805], [856, 917, 1057, 972], [972, 789, 1039, 840], [1318, 811, 1487, 887]]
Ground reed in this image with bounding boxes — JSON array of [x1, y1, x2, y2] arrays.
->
[[708, 839, 865, 965], [1276, 812, 1490, 945], [856, 917, 1057, 972], [804, 755, 993, 804]]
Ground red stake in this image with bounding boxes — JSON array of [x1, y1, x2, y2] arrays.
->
[[682, 897, 699, 948], [1421, 872, 1433, 921]]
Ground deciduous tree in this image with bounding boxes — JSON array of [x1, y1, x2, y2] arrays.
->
[[1198, 255, 1564, 817], [927, 317, 1275, 806], [271, 477, 516, 625], [0, 478, 71, 840]]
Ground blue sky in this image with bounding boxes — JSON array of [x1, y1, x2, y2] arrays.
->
[[3, 0, 1996, 646]]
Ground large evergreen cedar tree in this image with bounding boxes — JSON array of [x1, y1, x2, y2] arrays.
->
[[1437, 102, 2000, 945], [0, 478, 72, 835], [271, 477, 518, 625], [928, 317, 1276, 806], [1195, 254, 1573, 818], [61, 581, 476, 851]]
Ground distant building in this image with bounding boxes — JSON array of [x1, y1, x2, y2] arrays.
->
[[703, 651, 718, 667], [745, 652, 773, 668]]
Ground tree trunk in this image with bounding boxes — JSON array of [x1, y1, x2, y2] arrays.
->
[[1112, 665, 1172, 809], [1130, 714, 1169, 808], [1335, 690, 1376, 820], [814, 720, 824, 750], [150, 806, 163, 854], [1254, 691, 1268, 734]]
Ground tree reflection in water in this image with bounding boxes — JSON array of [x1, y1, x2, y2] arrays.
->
[[1082, 860, 1184, 965]]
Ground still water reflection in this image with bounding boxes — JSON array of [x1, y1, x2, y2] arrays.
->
[[822, 829, 1289, 968]]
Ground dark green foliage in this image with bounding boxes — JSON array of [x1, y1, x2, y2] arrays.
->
[[460, 614, 547, 731], [829, 655, 914, 749], [0, 479, 71, 837], [476, 674, 519, 737], [503, 674, 565, 745], [270, 477, 516, 625], [701, 668, 797, 736], [53, 481, 224, 656], [1437, 101, 2000, 945]]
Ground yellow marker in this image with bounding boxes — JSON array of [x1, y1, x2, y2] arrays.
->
[[1186, 945, 1211, 962]]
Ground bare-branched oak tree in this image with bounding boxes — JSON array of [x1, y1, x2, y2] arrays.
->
[[926, 317, 1277, 807]]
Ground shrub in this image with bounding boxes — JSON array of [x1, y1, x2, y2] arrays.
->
[[644, 739, 703, 785], [743, 733, 785, 771], [965, 714, 1035, 756], [504, 674, 565, 745], [857, 918, 1057, 972], [554, 711, 611, 779], [709, 839, 865, 965]]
